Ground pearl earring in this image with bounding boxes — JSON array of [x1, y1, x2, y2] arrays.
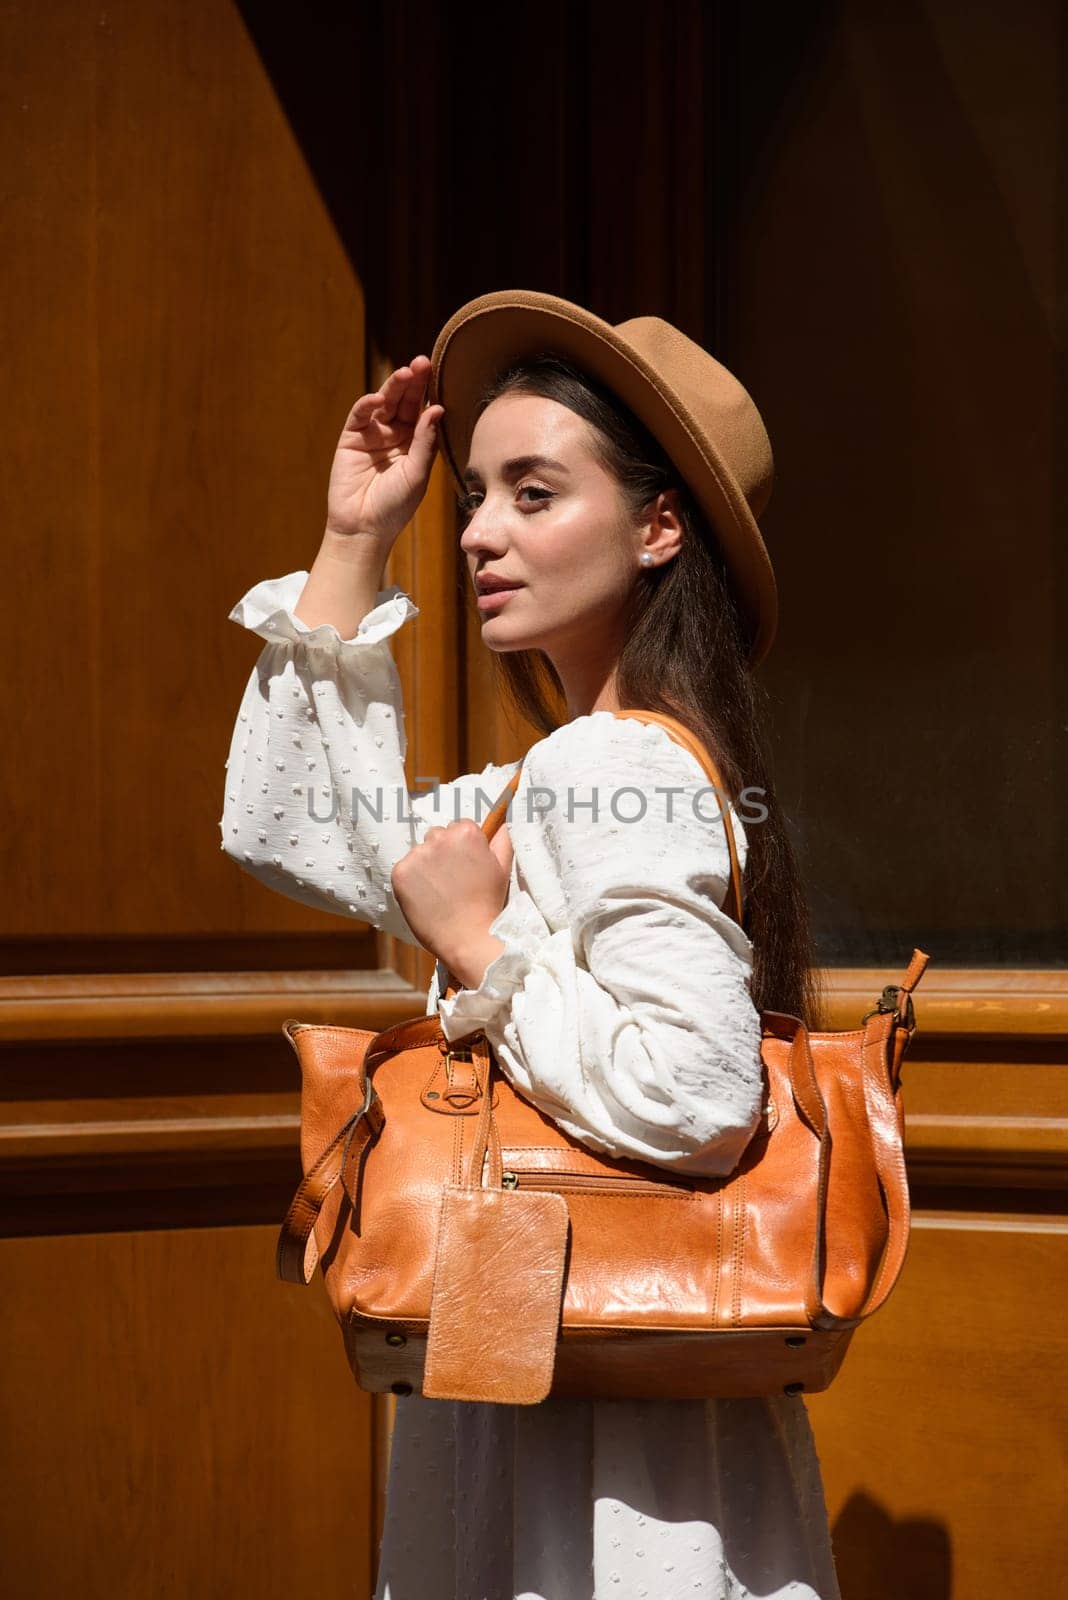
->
[[640, 552, 655, 567]]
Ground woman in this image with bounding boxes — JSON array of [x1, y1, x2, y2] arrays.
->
[[221, 290, 839, 1600]]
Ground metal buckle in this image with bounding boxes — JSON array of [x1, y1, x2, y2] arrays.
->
[[441, 1045, 484, 1106], [862, 984, 915, 1030]]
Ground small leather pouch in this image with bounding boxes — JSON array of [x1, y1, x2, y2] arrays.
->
[[422, 1184, 570, 1404]]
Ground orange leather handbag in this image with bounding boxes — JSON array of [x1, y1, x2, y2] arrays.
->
[[276, 709, 930, 1404]]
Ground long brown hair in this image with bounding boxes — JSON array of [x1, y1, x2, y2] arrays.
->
[[463, 354, 823, 1028]]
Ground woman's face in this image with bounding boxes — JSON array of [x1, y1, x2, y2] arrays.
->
[[458, 393, 663, 662]]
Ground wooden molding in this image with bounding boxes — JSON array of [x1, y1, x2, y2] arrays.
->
[[3, 964, 1065, 1045], [820, 966, 1068, 1039], [0, 968, 428, 1043], [904, 1113, 1068, 1189], [0, 963, 1063, 1203]]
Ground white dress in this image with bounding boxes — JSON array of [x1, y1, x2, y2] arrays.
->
[[221, 571, 843, 1600]]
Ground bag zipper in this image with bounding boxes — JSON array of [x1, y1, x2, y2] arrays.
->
[[500, 1168, 694, 1197]]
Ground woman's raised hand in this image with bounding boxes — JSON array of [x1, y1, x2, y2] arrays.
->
[[325, 355, 445, 550]]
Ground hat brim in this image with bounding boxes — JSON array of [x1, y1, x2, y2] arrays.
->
[[428, 289, 777, 666]]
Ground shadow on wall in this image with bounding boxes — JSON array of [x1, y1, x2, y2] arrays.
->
[[834, 1492, 951, 1599]]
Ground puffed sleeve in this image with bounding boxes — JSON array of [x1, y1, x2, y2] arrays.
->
[[219, 570, 520, 944], [434, 713, 765, 1177]]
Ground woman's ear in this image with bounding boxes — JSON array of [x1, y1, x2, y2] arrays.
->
[[640, 488, 685, 564]]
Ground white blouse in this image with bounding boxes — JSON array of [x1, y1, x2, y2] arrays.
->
[[221, 571, 767, 1175], [221, 570, 842, 1600]]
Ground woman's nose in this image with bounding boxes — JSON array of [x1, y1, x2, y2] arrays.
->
[[459, 503, 507, 558]]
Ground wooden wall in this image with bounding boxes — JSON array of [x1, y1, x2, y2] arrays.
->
[[1, 3, 386, 1595], [0, 2, 1063, 1596]]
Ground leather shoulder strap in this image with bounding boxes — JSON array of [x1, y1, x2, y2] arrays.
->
[[475, 708, 745, 929], [611, 708, 745, 927]]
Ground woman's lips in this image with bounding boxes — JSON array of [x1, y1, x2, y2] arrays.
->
[[476, 585, 523, 612]]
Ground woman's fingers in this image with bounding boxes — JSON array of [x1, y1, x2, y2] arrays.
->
[[347, 390, 384, 425], [375, 359, 424, 424], [395, 356, 431, 427], [343, 386, 389, 434], [404, 399, 443, 480], [343, 356, 435, 441]]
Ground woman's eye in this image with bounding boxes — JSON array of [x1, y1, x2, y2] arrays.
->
[[456, 485, 553, 520], [517, 484, 553, 506]]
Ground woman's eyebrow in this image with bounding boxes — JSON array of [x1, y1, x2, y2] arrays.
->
[[462, 454, 571, 486]]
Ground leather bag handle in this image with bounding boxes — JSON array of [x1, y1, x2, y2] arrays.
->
[[812, 951, 928, 1326], [853, 997, 917, 1320], [275, 1078, 385, 1285], [772, 964, 924, 1330]]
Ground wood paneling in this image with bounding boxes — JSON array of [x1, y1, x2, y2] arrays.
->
[[808, 1215, 1068, 1599], [3, 0, 369, 945], [0, 1226, 376, 1599], [0, 3, 392, 1592], [1, 0, 1064, 1597]]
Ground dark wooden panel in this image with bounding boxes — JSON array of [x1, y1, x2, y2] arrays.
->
[[808, 1215, 1068, 1599], [0, 932, 380, 977], [726, 0, 1065, 967], [0, 0, 376, 943], [0, 1225, 377, 1599]]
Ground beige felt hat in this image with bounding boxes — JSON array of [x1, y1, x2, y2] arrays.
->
[[428, 288, 778, 666]]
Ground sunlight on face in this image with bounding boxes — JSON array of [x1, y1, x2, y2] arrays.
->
[[459, 393, 641, 658]]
